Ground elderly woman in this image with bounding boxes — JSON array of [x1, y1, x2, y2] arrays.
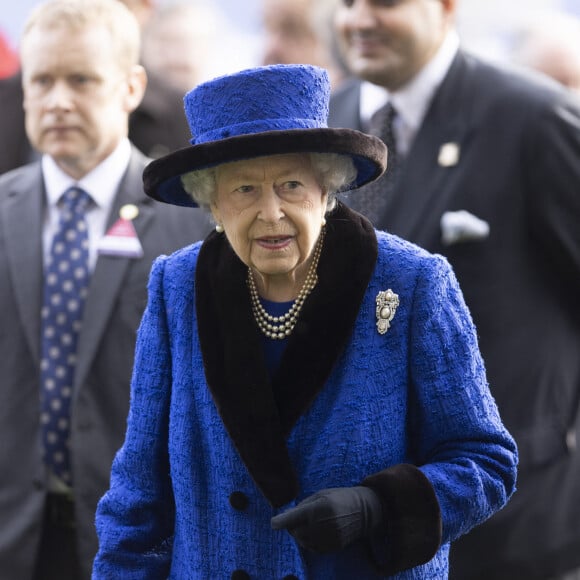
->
[[93, 65, 517, 579]]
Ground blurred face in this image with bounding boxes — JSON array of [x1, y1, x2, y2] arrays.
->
[[21, 24, 146, 179], [262, 0, 320, 66], [210, 154, 328, 300], [524, 40, 580, 93], [142, 6, 214, 93], [143, 17, 203, 92], [335, 0, 453, 90]]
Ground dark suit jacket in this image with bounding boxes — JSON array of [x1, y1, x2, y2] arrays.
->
[[128, 69, 191, 159], [0, 69, 191, 175], [0, 147, 211, 580], [0, 72, 36, 174], [329, 51, 580, 579]]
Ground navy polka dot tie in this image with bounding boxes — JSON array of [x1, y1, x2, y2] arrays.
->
[[40, 187, 91, 485]]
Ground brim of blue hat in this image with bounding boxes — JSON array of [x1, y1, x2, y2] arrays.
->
[[143, 128, 388, 208]]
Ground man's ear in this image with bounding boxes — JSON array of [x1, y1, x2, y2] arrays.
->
[[124, 64, 147, 113]]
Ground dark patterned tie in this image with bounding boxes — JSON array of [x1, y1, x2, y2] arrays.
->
[[40, 186, 91, 485], [347, 102, 399, 225]]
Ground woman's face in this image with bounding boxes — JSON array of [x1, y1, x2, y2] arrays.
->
[[211, 154, 328, 296]]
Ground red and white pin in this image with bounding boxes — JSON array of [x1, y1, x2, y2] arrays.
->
[[97, 204, 144, 258]]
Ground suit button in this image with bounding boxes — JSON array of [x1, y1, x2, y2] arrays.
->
[[231, 570, 250, 580], [229, 491, 249, 511]]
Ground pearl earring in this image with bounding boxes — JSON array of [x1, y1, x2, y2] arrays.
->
[[215, 223, 224, 233], [321, 217, 327, 227]]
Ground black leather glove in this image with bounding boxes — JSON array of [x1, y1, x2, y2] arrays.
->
[[271, 486, 383, 553]]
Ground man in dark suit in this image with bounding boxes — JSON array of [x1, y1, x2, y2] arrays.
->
[[328, 1, 580, 578], [0, 0, 210, 578]]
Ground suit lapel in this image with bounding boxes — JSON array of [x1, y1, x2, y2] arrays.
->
[[1, 166, 44, 362], [328, 79, 364, 131], [380, 52, 477, 241], [74, 150, 151, 389]]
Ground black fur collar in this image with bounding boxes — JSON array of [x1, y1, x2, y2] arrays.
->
[[195, 202, 378, 506]]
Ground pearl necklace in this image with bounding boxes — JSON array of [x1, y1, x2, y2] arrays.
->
[[247, 229, 325, 340]]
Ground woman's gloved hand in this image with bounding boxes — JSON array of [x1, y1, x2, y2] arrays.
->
[[271, 486, 383, 553]]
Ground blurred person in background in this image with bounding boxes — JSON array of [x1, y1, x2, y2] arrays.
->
[[261, 0, 349, 89], [0, 0, 209, 577], [511, 11, 580, 95], [328, 0, 580, 578], [109, 0, 192, 158], [141, 1, 219, 94]]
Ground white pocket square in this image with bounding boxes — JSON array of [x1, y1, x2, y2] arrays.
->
[[440, 210, 490, 246]]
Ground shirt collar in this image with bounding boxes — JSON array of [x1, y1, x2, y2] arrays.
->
[[360, 30, 460, 133], [42, 138, 132, 209]]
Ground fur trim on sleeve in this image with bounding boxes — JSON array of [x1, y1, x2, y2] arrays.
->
[[362, 464, 442, 574]]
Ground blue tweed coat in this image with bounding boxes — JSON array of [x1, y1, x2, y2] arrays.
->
[[93, 204, 517, 579]]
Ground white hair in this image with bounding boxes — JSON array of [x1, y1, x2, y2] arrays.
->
[[181, 152, 357, 212]]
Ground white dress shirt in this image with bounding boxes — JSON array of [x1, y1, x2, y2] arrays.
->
[[42, 138, 132, 271]]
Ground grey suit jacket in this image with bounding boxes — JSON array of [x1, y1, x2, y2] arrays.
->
[[0, 147, 211, 580], [329, 52, 580, 578]]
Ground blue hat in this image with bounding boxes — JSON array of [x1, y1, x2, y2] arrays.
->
[[143, 64, 387, 208]]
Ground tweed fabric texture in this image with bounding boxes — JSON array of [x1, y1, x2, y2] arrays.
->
[[94, 209, 516, 579], [184, 64, 330, 144]]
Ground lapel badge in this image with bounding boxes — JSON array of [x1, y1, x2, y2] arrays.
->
[[119, 203, 139, 221], [97, 204, 143, 258], [376, 289, 399, 335], [438, 142, 460, 167]]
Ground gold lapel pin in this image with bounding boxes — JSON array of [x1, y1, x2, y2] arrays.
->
[[119, 204, 139, 221], [376, 289, 399, 335], [438, 142, 460, 167]]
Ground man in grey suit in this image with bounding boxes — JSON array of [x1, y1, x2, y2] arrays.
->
[[0, 0, 210, 578], [328, 0, 580, 578]]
